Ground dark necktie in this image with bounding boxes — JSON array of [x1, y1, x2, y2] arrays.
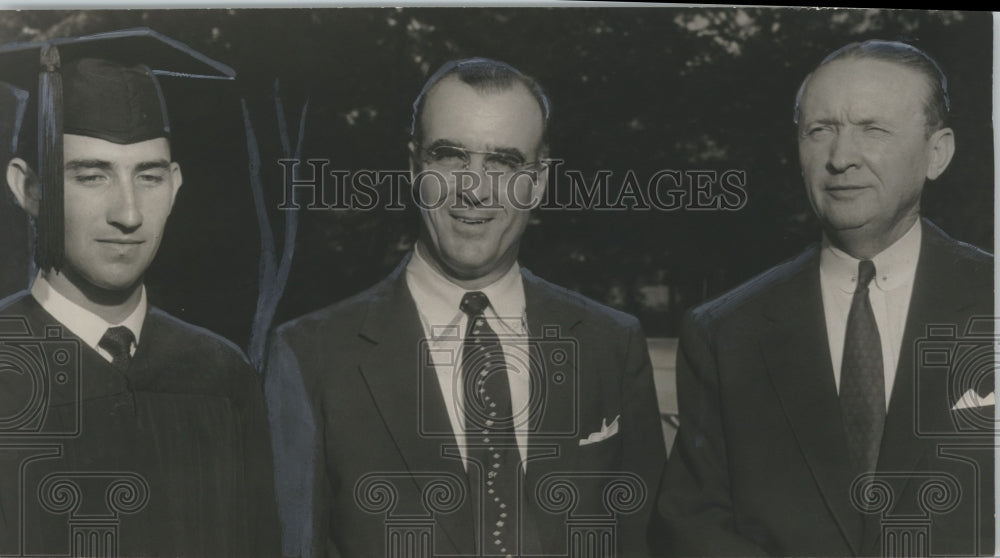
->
[[98, 325, 135, 372], [460, 291, 520, 557], [839, 260, 886, 474]]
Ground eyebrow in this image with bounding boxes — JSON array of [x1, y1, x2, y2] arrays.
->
[[64, 159, 112, 171], [63, 159, 171, 172], [805, 115, 890, 128], [424, 139, 527, 160], [425, 138, 464, 150], [135, 160, 171, 172], [852, 118, 888, 127], [804, 118, 840, 126], [488, 146, 528, 160]]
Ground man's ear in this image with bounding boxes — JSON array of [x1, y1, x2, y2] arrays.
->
[[926, 127, 955, 181], [530, 148, 549, 208], [530, 163, 548, 209], [408, 141, 419, 182], [169, 162, 183, 210], [6, 157, 40, 218]]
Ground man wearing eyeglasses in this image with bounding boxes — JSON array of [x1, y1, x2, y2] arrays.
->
[[265, 58, 666, 558]]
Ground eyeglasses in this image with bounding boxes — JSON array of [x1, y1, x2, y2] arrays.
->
[[416, 144, 545, 174]]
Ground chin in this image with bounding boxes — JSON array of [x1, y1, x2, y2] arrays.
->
[[819, 208, 875, 232], [445, 261, 492, 280], [442, 247, 492, 270], [86, 273, 143, 293]]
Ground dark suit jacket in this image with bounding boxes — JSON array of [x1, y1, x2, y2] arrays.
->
[[265, 255, 666, 557], [0, 292, 280, 557], [660, 219, 994, 557]]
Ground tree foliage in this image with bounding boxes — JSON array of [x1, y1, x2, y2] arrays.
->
[[0, 8, 990, 341]]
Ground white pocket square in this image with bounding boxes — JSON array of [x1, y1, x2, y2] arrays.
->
[[951, 389, 995, 411], [579, 415, 620, 446]]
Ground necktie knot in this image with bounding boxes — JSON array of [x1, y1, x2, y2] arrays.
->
[[460, 291, 491, 317], [99, 326, 135, 371], [856, 260, 877, 292]]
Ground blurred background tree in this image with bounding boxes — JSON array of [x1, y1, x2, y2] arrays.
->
[[0, 8, 991, 345]]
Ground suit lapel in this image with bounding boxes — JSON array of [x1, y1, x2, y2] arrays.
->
[[866, 220, 984, 549], [521, 270, 583, 480], [356, 259, 475, 554], [759, 247, 864, 554], [518, 270, 589, 554]]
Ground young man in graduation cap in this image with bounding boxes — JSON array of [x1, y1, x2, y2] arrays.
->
[[0, 29, 279, 556]]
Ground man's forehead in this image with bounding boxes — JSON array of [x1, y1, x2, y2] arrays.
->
[[63, 134, 172, 161], [800, 58, 929, 118], [420, 77, 544, 149]]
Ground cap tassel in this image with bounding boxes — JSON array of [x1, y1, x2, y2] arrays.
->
[[36, 44, 64, 271]]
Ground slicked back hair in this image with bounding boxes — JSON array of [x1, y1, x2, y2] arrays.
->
[[794, 40, 950, 136], [411, 57, 551, 151]]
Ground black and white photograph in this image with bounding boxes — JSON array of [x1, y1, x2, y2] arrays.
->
[[0, 6, 995, 558]]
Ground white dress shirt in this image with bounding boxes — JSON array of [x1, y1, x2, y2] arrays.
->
[[405, 243, 530, 468], [31, 273, 146, 363], [820, 220, 921, 409]]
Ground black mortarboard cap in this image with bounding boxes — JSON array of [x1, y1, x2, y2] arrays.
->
[[0, 28, 234, 271]]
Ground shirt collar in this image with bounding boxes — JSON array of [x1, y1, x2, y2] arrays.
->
[[30, 272, 147, 352], [820, 219, 922, 294], [406, 242, 526, 339]]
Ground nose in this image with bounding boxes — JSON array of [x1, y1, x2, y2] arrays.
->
[[457, 155, 499, 207], [825, 128, 861, 174], [107, 181, 143, 231]]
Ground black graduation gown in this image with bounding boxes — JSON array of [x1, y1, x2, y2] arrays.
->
[[0, 292, 280, 557]]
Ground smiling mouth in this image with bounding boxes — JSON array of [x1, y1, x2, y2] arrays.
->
[[452, 214, 494, 225]]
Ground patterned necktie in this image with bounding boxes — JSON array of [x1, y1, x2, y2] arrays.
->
[[460, 291, 520, 557], [98, 325, 135, 372], [839, 260, 886, 474]]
